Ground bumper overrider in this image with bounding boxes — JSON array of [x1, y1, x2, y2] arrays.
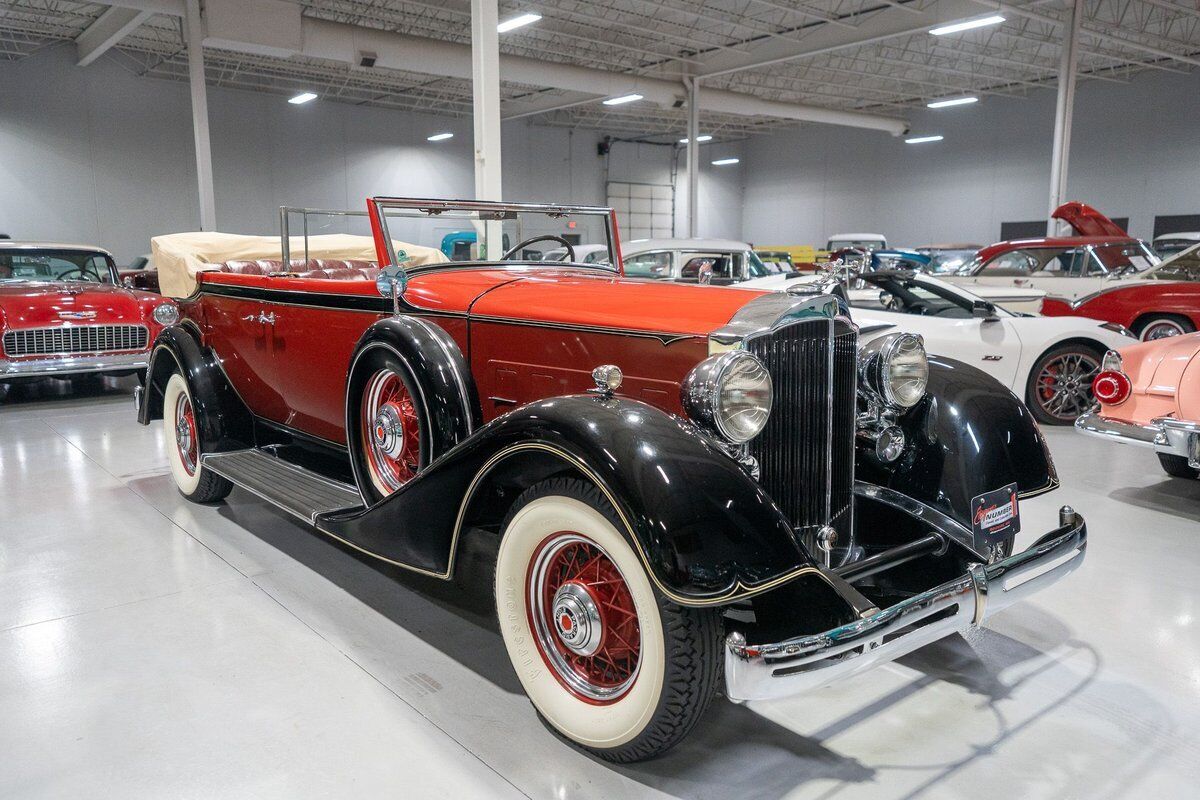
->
[[724, 506, 1087, 703], [1076, 411, 1200, 468], [0, 351, 149, 379]]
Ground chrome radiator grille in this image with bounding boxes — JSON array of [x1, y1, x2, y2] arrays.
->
[[3, 325, 149, 357], [745, 317, 857, 554]]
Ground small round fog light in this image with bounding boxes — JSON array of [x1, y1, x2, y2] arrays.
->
[[875, 425, 906, 462]]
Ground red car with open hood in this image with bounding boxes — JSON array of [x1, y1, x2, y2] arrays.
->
[[135, 198, 1088, 762], [0, 241, 178, 392]]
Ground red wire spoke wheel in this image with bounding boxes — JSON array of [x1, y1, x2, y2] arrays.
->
[[495, 478, 722, 762], [174, 391, 198, 477], [360, 368, 422, 495], [162, 372, 231, 503], [527, 533, 641, 703]]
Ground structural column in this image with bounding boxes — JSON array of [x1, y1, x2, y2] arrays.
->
[[686, 77, 700, 238], [1047, 0, 1084, 234], [471, 0, 503, 257], [183, 0, 216, 230]]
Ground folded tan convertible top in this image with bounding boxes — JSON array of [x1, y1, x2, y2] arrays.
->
[[151, 231, 447, 298]]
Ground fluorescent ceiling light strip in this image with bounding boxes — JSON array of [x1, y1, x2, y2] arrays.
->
[[711, 157, 740, 165], [427, 132, 454, 141], [927, 96, 978, 109], [498, 13, 541, 33], [288, 92, 318, 104], [602, 93, 643, 106], [905, 135, 944, 144], [929, 15, 1005, 36], [679, 135, 714, 143]]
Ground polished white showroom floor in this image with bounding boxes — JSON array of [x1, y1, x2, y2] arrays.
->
[[2, 376, 1200, 799]]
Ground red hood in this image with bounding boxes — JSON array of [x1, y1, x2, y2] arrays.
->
[[0, 281, 158, 329], [462, 271, 765, 336], [1052, 202, 1128, 237]]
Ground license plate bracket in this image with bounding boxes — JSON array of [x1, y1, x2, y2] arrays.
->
[[970, 482, 1021, 552]]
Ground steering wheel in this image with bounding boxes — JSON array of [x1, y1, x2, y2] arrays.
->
[[502, 235, 575, 262], [55, 267, 99, 282]]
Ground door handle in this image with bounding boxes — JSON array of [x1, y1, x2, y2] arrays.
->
[[242, 311, 277, 324]]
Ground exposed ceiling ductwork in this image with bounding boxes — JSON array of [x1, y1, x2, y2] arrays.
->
[[90, 0, 910, 136]]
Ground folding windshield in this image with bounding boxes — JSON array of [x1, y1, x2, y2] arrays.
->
[[366, 197, 619, 272], [0, 249, 117, 284]]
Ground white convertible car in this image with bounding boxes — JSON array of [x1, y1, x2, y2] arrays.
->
[[742, 270, 1134, 425]]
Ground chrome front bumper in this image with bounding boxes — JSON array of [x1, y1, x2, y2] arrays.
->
[[1076, 411, 1200, 468], [724, 507, 1087, 703], [0, 351, 149, 379]]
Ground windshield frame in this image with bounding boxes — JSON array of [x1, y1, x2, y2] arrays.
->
[[0, 247, 119, 285], [366, 197, 622, 275]]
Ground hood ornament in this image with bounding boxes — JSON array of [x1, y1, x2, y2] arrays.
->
[[57, 310, 97, 320]]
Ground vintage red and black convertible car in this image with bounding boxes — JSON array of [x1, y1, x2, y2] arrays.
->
[[135, 198, 1087, 762], [1, 241, 178, 392]]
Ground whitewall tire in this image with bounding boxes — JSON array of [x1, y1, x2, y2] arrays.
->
[[495, 478, 721, 762], [162, 373, 232, 503]]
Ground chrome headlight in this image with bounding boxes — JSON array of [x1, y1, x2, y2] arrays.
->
[[858, 333, 928, 409], [681, 351, 773, 444], [153, 303, 179, 326]]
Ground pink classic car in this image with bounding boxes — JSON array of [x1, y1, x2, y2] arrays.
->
[[1076, 332, 1200, 478]]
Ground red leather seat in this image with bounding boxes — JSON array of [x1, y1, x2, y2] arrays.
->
[[215, 259, 377, 281]]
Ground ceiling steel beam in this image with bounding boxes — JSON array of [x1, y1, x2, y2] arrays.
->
[[694, 0, 988, 78], [76, 6, 153, 66]]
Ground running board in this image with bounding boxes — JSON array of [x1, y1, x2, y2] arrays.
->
[[201, 450, 363, 524]]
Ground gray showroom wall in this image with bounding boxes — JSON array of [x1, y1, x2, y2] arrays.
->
[[0, 45, 743, 262], [741, 67, 1200, 247]]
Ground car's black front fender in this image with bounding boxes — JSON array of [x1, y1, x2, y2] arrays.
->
[[859, 355, 1059, 528], [317, 395, 818, 606], [138, 324, 253, 453]]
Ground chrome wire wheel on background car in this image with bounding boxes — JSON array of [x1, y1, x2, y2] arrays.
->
[[496, 478, 721, 763], [1138, 315, 1195, 341], [528, 533, 642, 703], [1026, 345, 1102, 425], [360, 367, 422, 497], [161, 372, 231, 503]]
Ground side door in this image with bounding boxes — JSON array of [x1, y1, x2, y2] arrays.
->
[[968, 250, 1039, 291], [199, 288, 290, 423], [1026, 247, 1105, 299]]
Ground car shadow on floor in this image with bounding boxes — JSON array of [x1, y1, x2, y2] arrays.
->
[[205, 494, 1105, 798], [0, 374, 138, 410], [1110, 478, 1200, 524]]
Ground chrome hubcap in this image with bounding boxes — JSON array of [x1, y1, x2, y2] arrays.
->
[[371, 405, 406, 460], [1144, 321, 1183, 341], [552, 582, 603, 656]]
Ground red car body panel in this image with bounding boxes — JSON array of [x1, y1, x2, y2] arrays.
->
[[1051, 201, 1129, 237], [191, 266, 756, 445], [975, 235, 1140, 266], [1041, 282, 1200, 331]]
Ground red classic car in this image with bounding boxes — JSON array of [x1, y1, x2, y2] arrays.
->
[[1042, 245, 1200, 341], [0, 241, 178, 392], [942, 202, 1159, 310], [136, 198, 1087, 762]]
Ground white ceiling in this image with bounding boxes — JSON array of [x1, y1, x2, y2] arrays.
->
[[0, 0, 1197, 141]]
